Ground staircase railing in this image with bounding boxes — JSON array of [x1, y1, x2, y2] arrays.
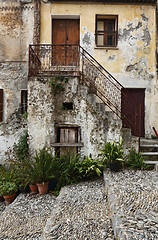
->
[[28, 44, 138, 136]]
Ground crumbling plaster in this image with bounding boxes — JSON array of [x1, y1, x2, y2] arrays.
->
[[28, 77, 123, 158], [0, 0, 34, 164], [40, 2, 157, 138]]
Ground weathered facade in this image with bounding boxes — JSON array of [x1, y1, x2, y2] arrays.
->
[[0, 0, 157, 162], [28, 0, 157, 157], [0, 0, 34, 164]]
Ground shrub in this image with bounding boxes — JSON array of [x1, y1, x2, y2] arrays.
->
[[80, 155, 104, 179], [0, 181, 18, 196], [100, 137, 124, 167], [125, 149, 149, 170]]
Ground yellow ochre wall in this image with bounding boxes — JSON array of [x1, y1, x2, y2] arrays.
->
[[40, 3, 156, 75], [40, 2, 157, 138]]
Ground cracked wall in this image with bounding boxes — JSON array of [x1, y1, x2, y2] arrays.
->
[[28, 77, 123, 158], [40, 3, 157, 138], [0, 0, 34, 164]]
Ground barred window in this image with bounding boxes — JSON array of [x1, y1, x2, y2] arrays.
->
[[96, 15, 118, 47]]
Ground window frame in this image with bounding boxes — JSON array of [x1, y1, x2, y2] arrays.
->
[[95, 14, 118, 48], [21, 90, 28, 114]]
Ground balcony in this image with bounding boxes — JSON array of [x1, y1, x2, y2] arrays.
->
[[28, 44, 81, 77]]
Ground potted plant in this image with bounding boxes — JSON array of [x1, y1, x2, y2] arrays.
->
[[100, 137, 124, 172], [33, 147, 56, 195], [0, 181, 18, 206]]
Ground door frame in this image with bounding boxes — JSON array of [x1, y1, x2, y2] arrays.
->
[[121, 88, 145, 137], [51, 15, 80, 44]]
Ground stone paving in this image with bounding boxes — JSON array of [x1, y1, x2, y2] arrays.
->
[[0, 194, 56, 240], [0, 170, 157, 240], [104, 170, 158, 240], [41, 179, 114, 240]]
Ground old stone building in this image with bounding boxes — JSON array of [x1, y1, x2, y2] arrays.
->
[[0, 0, 34, 163], [0, 0, 157, 162]]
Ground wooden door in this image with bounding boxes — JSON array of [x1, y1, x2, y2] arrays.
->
[[121, 89, 145, 137], [60, 128, 78, 156], [52, 19, 80, 66]]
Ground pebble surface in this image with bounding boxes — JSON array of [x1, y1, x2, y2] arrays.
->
[[42, 179, 114, 240], [104, 170, 158, 240], [0, 170, 157, 240], [0, 193, 56, 240]]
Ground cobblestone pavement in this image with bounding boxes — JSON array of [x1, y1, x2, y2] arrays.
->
[[0, 170, 157, 240], [42, 179, 114, 240], [0, 194, 56, 240], [104, 170, 158, 240]]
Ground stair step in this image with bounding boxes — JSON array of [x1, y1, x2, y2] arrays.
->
[[142, 152, 158, 156], [144, 160, 158, 164], [140, 144, 158, 148]]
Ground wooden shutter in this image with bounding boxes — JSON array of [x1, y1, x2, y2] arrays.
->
[[0, 89, 3, 122], [60, 128, 77, 156]]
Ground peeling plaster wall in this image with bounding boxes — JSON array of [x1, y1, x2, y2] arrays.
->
[[40, 2, 157, 138], [0, 0, 34, 164], [28, 77, 123, 158]]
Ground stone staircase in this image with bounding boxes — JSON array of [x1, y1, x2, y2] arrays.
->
[[140, 138, 158, 169]]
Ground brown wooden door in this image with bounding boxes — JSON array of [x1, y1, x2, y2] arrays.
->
[[52, 19, 80, 66], [121, 89, 145, 137]]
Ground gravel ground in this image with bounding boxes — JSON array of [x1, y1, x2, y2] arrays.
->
[[0, 193, 56, 240], [42, 179, 114, 240], [104, 170, 158, 240]]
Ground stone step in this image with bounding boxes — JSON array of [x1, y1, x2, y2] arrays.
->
[[140, 145, 158, 152], [144, 160, 158, 164], [142, 152, 158, 156], [140, 138, 158, 146], [142, 152, 158, 160]]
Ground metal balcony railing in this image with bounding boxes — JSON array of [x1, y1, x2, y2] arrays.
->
[[28, 44, 138, 136]]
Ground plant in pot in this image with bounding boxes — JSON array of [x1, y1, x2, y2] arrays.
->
[[100, 137, 124, 172], [0, 181, 18, 206], [31, 147, 56, 195]]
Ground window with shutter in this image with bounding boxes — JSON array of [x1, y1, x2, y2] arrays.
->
[[96, 15, 118, 47]]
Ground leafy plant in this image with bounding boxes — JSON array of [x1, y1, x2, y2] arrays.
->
[[0, 181, 18, 196], [125, 149, 149, 170], [47, 76, 66, 95], [25, 147, 55, 184], [13, 131, 29, 162], [100, 137, 124, 167], [53, 152, 82, 190], [80, 155, 104, 179]]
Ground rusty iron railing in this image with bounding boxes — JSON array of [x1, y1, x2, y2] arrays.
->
[[28, 44, 138, 136]]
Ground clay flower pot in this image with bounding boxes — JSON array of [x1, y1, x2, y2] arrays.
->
[[29, 184, 38, 194], [36, 182, 49, 195], [3, 193, 16, 206]]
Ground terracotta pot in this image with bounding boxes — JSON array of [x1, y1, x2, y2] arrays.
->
[[36, 182, 49, 195], [29, 184, 38, 194], [3, 193, 16, 206]]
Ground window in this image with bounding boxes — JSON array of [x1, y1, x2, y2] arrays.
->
[[0, 89, 3, 122], [21, 90, 28, 114], [62, 102, 73, 110], [96, 15, 118, 47], [52, 124, 83, 156]]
